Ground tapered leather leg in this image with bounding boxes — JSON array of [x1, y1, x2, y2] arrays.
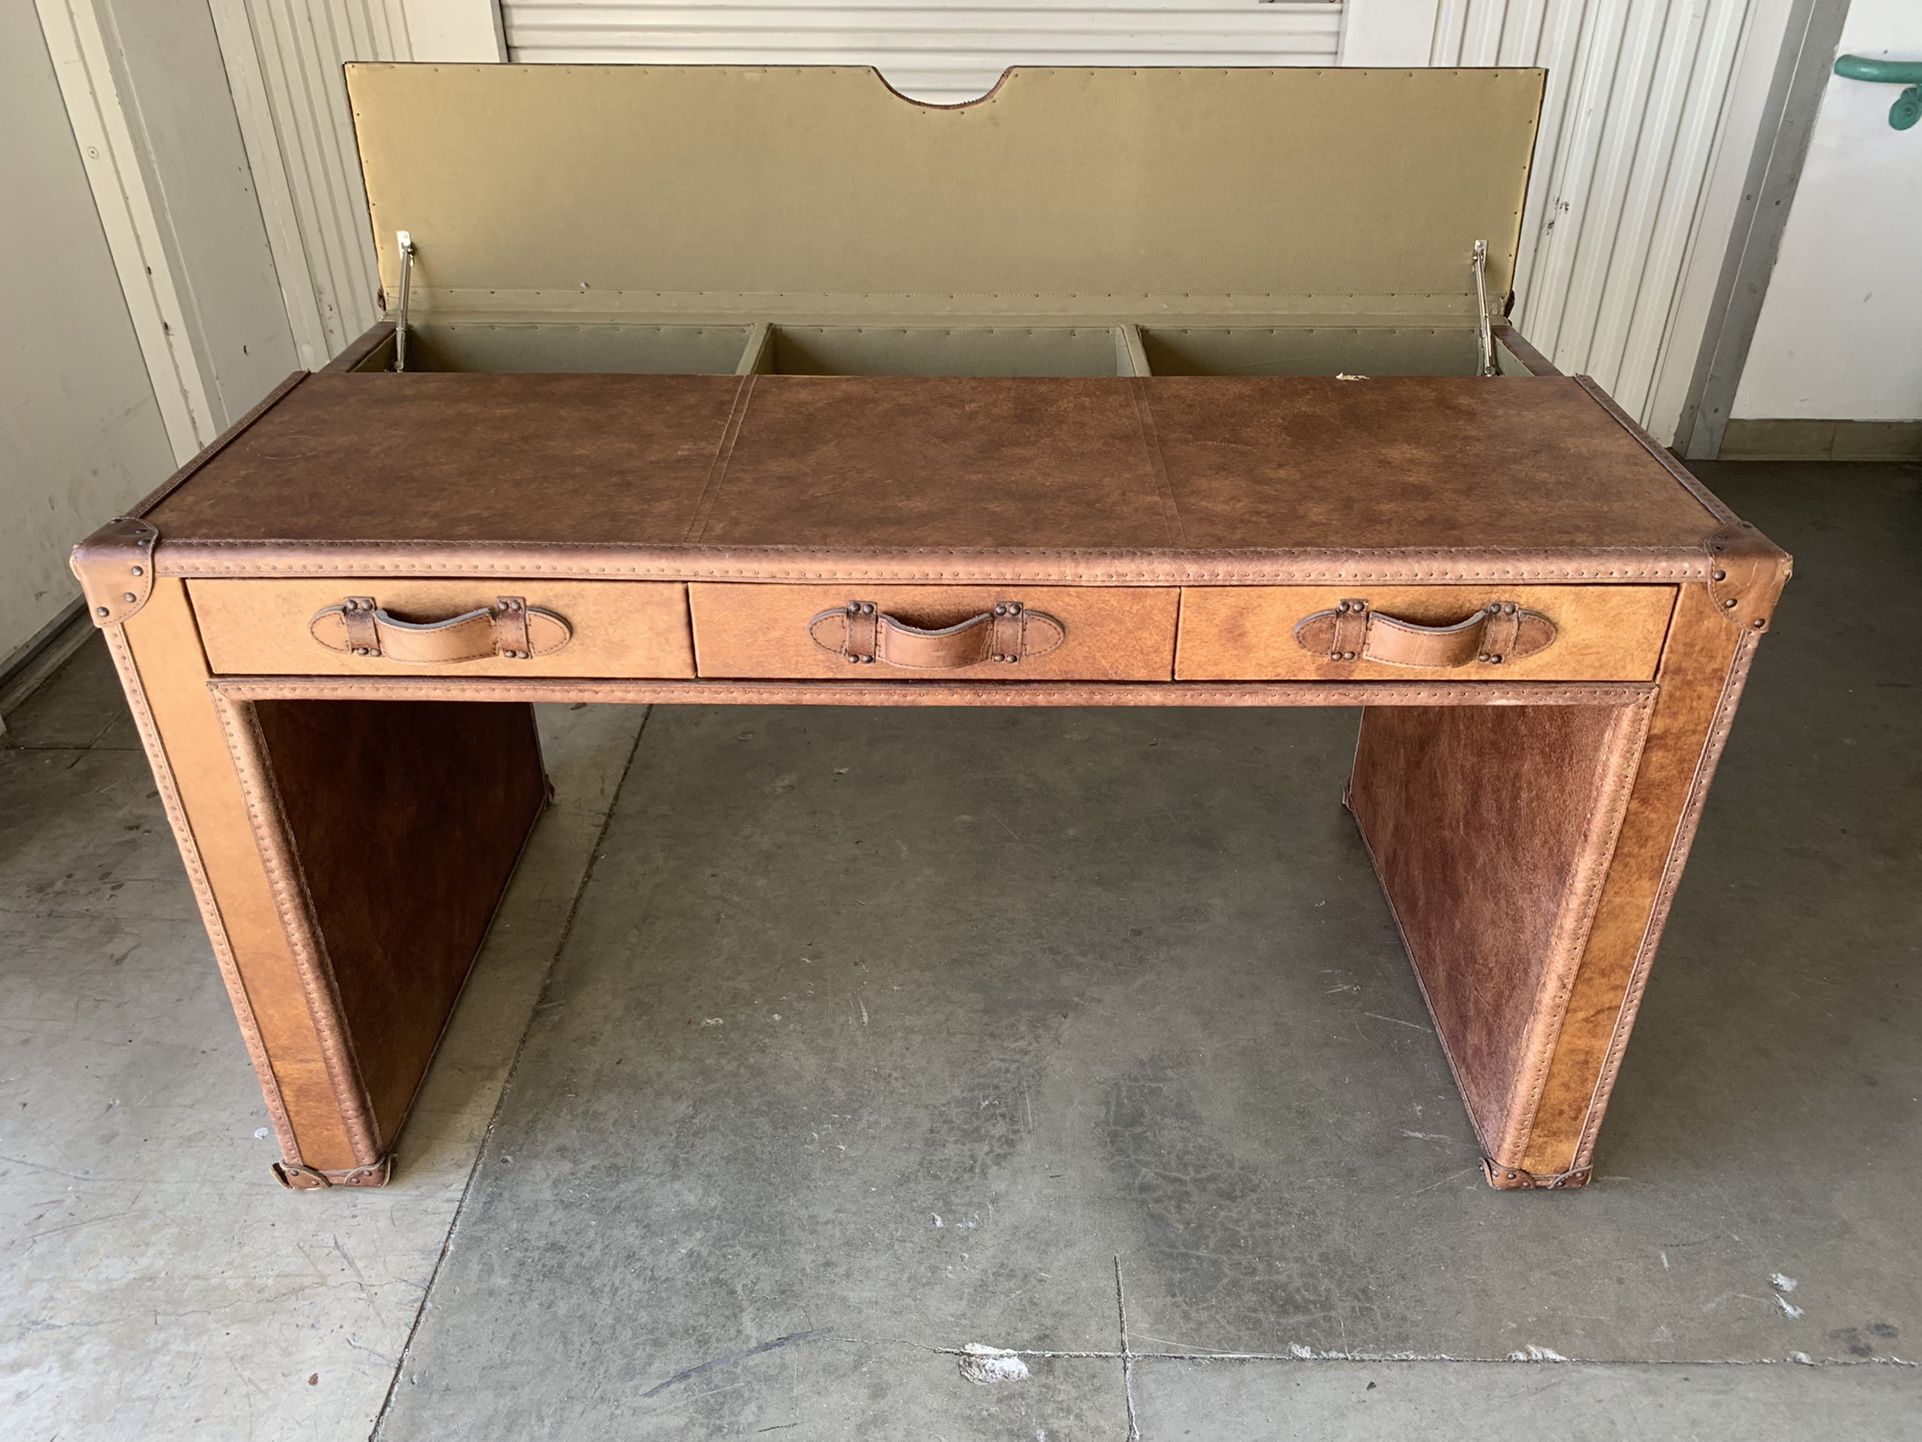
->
[[1348, 584, 1755, 1188], [1518, 586, 1756, 1184], [222, 696, 548, 1168], [1348, 693, 1653, 1187], [110, 579, 545, 1186]]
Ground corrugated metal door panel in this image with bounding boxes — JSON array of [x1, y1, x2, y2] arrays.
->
[[1437, 0, 1766, 426], [503, 1, 1344, 103], [210, 0, 410, 365]]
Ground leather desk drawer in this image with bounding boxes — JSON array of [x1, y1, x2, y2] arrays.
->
[[187, 579, 695, 677], [690, 583, 1180, 680], [1177, 585, 1676, 682]]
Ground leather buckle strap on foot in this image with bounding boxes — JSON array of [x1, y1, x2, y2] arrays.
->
[[272, 1156, 394, 1189], [809, 600, 1065, 669], [1295, 598, 1556, 668]]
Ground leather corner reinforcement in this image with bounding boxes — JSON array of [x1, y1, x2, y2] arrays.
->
[[1705, 521, 1791, 633], [1482, 1157, 1593, 1191], [71, 516, 160, 627]]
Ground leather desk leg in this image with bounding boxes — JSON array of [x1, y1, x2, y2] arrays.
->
[[110, 580, 546, 1186], [1348, 584, 1754, 1188]]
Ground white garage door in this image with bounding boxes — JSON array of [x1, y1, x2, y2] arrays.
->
[[501, 1, 1344, 103]]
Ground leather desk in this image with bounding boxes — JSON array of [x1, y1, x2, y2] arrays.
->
[[74, 365, 1788, 1192], [72, 62, 1791, 1191]]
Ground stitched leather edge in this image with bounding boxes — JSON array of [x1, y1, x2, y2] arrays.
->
[[1022, 612, 1065, 658], [207, 676, 1660, 709], [72, 373, 309, 625], [684, 375, 756, 543], [1494, 691, 1657, 1162], [131, 372, 310, 519], [319, 321, 395, 374], [1570, 629, 1763, 1172], [1574, 375, 1793, 633], [212, 694, 384, 1168], [1128, 376, 1189, 547], [1573, 375, 1739, 527], [1492, 324, 1559, 377], [102, 625, 306, 1171], [144, 539, 1720, 586]]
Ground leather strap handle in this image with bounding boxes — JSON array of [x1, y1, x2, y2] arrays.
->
[[808, 600, 1065, 669], [1293, 599, 1556, 668], [309, 596, 571, 663]]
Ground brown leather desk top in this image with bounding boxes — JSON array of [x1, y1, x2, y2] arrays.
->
[[147, 373, 1724, 573]]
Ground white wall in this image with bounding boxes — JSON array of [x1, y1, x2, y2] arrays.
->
[[1, 5, 176, 665], [1734, 0, 1922, 422]]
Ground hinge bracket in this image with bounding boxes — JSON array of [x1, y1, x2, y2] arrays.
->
[[71, 516, 159, 627], [394, 230, 417, 372], [1471, 239, 1497, 376]]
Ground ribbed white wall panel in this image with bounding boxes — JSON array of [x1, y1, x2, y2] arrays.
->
[[209, 0, 412, 367], [1434, 0, 1768, 427], [503, 1, 1344, 103]]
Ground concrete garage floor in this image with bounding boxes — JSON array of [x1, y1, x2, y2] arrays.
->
[[2, 464, 1917, 1440]]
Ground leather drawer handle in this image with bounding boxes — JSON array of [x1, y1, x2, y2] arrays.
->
[[1293, 599, 1556, 668], [808, 600, 1065, 669], [309, 596, 572, 663]]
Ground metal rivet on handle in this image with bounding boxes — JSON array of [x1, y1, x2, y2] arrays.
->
[[96, 606, 109, 617], [130, 565, 143, 577]]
